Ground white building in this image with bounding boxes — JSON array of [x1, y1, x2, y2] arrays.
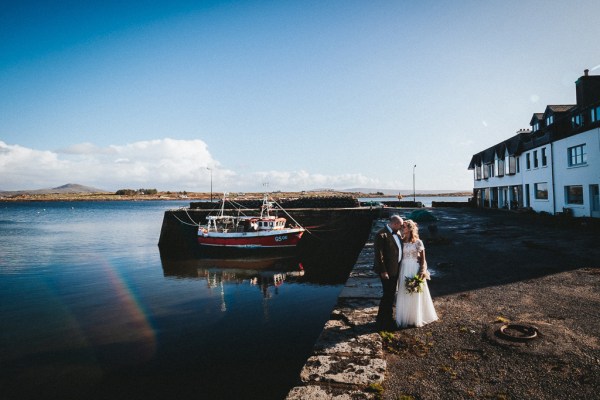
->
[[469, 70, 600, 218]]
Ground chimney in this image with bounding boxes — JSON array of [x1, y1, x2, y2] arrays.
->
[[575, 69, 600, 107]]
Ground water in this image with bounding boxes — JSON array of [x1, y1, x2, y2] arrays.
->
[[359, 196, 470, 207], [0, 201, 352, 400]]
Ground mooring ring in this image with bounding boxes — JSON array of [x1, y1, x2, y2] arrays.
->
[[497, 323, 538, 342]]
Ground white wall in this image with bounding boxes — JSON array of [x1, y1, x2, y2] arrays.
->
[[471, 128, 600, 217], [552, 127, 600, 217], [521, 145, 554, 214]]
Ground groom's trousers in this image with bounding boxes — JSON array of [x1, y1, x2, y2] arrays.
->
[[376, 273, 399, 330]]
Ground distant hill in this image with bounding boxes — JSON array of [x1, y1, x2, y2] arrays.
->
[[0, 183, 108, 196]]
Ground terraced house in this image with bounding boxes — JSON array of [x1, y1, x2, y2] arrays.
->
[[468, 70, 600, 218]]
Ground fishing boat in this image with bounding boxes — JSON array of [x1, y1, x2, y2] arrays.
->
[[197, 194, 305, 251]]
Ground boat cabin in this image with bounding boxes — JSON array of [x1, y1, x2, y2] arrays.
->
[[203, 215, 288, 234], [255, 217, 286, 231]]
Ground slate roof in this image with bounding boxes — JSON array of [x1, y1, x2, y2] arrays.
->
[[529, 113, 544, 125], [545, 104, 576, 114], [468, 131, 526, 169]]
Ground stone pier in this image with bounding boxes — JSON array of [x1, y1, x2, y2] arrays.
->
[[286, 223, 386, 400]]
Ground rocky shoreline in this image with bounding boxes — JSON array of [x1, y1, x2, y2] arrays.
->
[[0, 191, 472, 202]]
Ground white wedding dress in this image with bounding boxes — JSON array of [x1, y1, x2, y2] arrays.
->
[[395, 239, 438, 328]]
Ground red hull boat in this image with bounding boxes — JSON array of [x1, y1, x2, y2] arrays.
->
[[198, 194, 305, 250]]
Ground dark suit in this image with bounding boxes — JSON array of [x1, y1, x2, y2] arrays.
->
[[373, 226, 403, 329]]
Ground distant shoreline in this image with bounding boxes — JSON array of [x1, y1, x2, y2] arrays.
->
[[0, 191, 473, 202]]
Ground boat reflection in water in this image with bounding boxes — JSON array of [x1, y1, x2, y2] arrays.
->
[[157, 246, 360, 399], [161, 254, 308, 309]]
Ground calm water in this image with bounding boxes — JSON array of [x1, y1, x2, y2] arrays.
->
[[360, 196, 470, 207], [0, 201, 352, 400]]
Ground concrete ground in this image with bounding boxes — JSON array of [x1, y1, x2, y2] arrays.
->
[[382, 207, 600, 400], [288, 207, 600, 400]]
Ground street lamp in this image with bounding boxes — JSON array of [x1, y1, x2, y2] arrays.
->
[[206, 167, 213, 202], [413, 165, 416, 202]]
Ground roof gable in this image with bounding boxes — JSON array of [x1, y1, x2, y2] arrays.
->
[[543, 104, 576, 118], [529, 113, 544, 125]]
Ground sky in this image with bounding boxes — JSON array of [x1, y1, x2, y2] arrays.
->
[[1, 0, 599, 193]]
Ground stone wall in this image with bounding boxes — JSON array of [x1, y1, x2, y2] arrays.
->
[[286, 223, 386, 399]]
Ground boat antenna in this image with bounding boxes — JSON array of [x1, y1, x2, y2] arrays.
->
[[268, 197, 311, 234]]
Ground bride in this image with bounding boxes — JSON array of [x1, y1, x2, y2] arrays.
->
[[395, 219, 438, 328]]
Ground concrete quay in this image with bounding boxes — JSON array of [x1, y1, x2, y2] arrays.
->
[[288, 207, 600, 399], [286, 221, 385, 400]]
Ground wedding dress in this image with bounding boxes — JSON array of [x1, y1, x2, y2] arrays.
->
[[395, 239, 438, 328]]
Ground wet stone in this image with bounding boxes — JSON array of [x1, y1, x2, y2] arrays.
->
[[332, 299, 379, 327], [338, 276, 382, 299], [300, 355, 386, 385], [286, 385, 376, 400], [286, 229, 387, 400], [314, 322, 383, 357]]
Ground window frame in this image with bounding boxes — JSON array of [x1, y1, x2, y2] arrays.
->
[[534, 182, 549, 200], [497, 158, 504, 177], [567, 144, 587, 167], [592, 105, 600, 123], [565, 185, 584, 205], [541, 147, 547, 167]]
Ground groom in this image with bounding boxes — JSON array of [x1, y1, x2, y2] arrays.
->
[[374, 214, 404, 330]]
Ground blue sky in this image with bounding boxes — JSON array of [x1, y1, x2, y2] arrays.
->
[[1, 0, 599, 192]]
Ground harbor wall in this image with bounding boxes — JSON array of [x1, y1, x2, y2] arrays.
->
[[158, 207, 381, 254], [286, 220, 385, 399]]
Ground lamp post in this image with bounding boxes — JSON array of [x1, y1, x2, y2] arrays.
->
[[207, 167, 213, 202], [413, 165, 416, 202]]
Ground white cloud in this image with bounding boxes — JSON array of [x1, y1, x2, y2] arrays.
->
[[244, 170, 378, 191], [0, 139, 384, 192]]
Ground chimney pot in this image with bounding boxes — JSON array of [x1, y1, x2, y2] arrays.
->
[[585, 69, 589, 76]]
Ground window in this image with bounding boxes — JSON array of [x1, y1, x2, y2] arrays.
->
[[571, 114, 583, 128], [497, 158, 505, 177], [568, 144, 587, 166], [592, 106, 600, 123], [475, 166, 482, 180], [508, 156, 517, 175], [532, 122, 539, 132], [483, 164, 494, 179], [516, 157, 520, 173], [546, 115, 554, 125], [565, 185, 583, 205], [526, 153, 531, 169], [533, 150, 538, 168], [534, 183, 548, 200], [541, 148, 547, 167]]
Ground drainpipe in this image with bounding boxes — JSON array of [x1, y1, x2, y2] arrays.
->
[[550, 142, 556, 215]]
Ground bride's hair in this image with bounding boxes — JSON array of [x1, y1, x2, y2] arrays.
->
[[404, 219, 419, 242]]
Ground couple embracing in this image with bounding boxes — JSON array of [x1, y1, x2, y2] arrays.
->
[[374, 214, 438, 331]]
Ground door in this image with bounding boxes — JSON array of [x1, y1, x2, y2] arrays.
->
[[524, 184, 530, 208], [591, 185, 600, 218]]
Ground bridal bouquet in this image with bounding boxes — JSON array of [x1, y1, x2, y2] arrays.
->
[[405, 274, 425, 294]]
